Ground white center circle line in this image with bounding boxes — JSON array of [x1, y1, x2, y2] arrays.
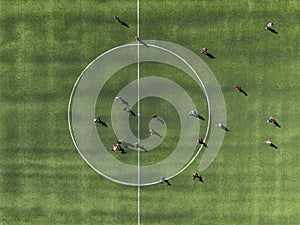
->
[[68, 41, 226, 186]]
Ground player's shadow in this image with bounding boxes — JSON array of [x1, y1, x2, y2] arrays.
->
[[139, 40, 149, 47], [198, 176, 204, 182], [197, 114, 205, 121], [129, 110, 136, 116], [115, 16, 129, 28], [117, 140, 135, 148], [240, 89, 248, 96], [134, 143, 148, 152], [274, 121, 281, 128], [150, 129, 162, 138], [99, 120, 108, 127], [153, 132, 162, 138], [139, 146, 148, 152], [204, 53, 215, 59], [121, 100, 129, 107], [224, 127, 230, 132], [218, 124, 229, 131], [124, 107, 136, 116], [269, 143, 278, 149], [156, 117, 165, 124], [190, 111, 205, 120], [119, 146, 127, 154], [165, 180, 171, 186], [120, 21, 129, 28], [267, 28, 278, 34], [126, 142, 135, 148]]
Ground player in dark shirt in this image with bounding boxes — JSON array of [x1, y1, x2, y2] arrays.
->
[[114, 16, 129, 28], [192, 173, 204, 182]]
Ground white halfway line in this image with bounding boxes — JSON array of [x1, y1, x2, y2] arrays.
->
[[137, 0, 141, 225]]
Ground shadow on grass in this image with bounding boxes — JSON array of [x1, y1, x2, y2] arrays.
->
[[205, 53, 215, 59], [267, 28, 278, 34]]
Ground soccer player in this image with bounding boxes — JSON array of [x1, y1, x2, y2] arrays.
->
[[160, 176, 171, 186], [114, 16, 129, 28], [189, 110, 205, 120], [197, 138, 208, 148], [201, 47, 215, 58], [234, 85, 241, 90], [201, 48, 208, 54], [192, 173, 204, 182], [135, 36, 141, 42], [93, 116, 108, 127], [215, 123, 230, 131], [123, 107, 136, 116], [135, 36, 149, 47], [149, 128, 162, 138], [265, 22, 273, 30], [264, 22, 278, 34], [93, 116, 101, 123], [112, 144, 120, 151], [114, 96, 129, 107], [189, 110, 198, 117], [234, 85, 248, 96], [265, 140, 278, 149], [150, 128, 158, 136], [112, 143, 127, 154], [267, 116, 281, 128]]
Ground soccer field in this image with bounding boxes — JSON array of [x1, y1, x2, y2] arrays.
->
[[0, 0, 299, 224]]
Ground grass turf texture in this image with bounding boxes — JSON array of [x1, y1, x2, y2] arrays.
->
[[0, 0, 299, 225]]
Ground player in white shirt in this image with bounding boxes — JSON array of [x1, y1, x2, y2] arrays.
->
[[265, 22, 273, 29]]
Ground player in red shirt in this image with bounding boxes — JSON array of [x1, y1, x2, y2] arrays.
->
[[267, 116, 281, 128], [197, 138, 208, 148], [234, 85, 248, 96], [201, 47, 215, 58], [112, 144, 120, 151], [201, 48, 208, 54], [112, 143, 127, 154], [234, 85, 241, 90]]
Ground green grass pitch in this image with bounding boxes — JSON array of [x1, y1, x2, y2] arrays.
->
[[0, 0, 299, 224]]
